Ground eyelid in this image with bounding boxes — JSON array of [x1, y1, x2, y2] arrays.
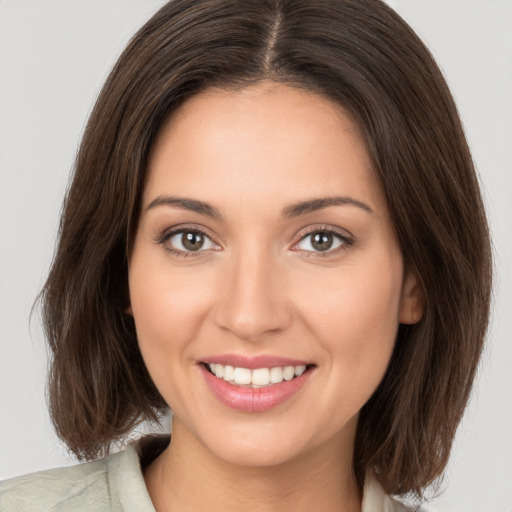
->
[[155, 224, 221, 257], [155, 223, 354, 258], [291, 225, 355, 256]]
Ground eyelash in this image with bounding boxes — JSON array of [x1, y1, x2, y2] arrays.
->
[[155, 224, 354, 259], [294, 225, 354, 258], [155, 226, 218, 259]]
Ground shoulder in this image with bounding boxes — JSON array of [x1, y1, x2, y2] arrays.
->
[[0, 456, 112, 511], [362, 474, 430, 512], [386, 497, 430, 512], [0, 437, 162, 512]]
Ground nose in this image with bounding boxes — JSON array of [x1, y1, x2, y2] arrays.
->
[[213, 245, 291, 342]]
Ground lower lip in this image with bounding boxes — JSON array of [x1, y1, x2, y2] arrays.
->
[[199, 364, 313, 412]]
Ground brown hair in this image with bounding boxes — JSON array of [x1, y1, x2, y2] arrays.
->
[[40, 0, 492, 499]]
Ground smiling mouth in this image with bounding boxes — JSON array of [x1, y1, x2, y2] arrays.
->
[[203, 363, 314, 388]]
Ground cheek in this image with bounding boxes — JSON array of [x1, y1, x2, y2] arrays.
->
[[128, 253, 214, 362], [128, 257, 220, 416], [298, 260, 402, 341], [295, 253, 403, 401]]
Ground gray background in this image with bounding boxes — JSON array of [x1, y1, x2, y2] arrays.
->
[[1, 1, 511, 511]]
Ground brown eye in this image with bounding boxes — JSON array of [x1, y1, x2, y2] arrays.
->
[[181, 231, 205, 251], [311, 232, 334, 251], [295, 229, 350, 255], [164, 229, 217, 254]]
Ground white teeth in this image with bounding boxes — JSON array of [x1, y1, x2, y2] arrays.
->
[[214, 364, 224, 378], [233, 367, 252, 385], [295, 365, 306, 376], [283, 366, 295, 381], [223, 365, 235, 381], [269, 366, 283, 383], [206, 363, 309, 387], [252, 368, 270, 386]]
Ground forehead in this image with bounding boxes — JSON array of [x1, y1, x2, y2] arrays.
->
[[143, 81, 385, 216]]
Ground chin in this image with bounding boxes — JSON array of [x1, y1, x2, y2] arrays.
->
[[210, 438, 304, 468], [189, 417, 328, 470]]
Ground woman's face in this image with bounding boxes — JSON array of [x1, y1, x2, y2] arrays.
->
[[128, 81, 422, 467]]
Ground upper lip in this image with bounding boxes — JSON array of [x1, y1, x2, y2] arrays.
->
[[200, 354, 313, 369]]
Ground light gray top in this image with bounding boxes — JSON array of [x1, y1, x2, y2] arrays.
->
[[0, 435, 421, 511]]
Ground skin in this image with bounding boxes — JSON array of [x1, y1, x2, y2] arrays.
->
[[128, 80, 424, 512]]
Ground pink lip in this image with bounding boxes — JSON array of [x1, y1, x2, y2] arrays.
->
[[200, 354, 311, 369], [199, 361, 314, 413]]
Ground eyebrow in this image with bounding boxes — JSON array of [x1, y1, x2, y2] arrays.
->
[[146, 195, 373, 218], [146, 196, 222, 218], [282, 196, 373, 217]]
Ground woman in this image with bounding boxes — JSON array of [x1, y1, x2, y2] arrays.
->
[[0, 0, 492, 511]]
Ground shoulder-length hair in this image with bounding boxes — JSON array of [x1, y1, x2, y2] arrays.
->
[[41, 0, 492, 498]]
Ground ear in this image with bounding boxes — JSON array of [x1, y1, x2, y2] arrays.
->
[[125, 305, 133, 316], [399, 270, 425, 324]]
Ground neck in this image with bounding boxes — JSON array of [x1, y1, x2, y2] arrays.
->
[[144, 419, 361, 512]]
